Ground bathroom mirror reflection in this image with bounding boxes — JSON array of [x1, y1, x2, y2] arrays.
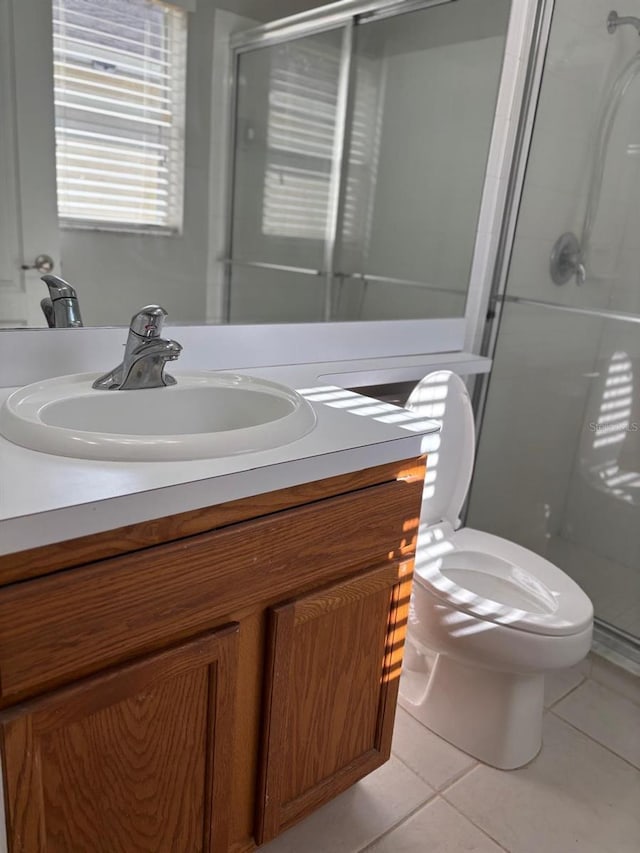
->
[[0, 0, 510, 328]]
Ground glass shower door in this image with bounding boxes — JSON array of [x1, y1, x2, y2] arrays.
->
[[226, 28, 347, 323], [225, 0, 511, 324], [333, 0, 509, 321], [469, 0, 640, 656]]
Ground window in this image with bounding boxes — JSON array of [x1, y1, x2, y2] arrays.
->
[[52, 0, 187, 231], [262, 40, 382, 247]]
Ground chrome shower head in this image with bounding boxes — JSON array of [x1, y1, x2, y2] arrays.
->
[[608, 10, 640, 35]]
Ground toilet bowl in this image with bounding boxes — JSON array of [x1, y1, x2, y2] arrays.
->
[[398, 371, 593, 770]]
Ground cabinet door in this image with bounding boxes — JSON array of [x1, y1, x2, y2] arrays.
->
[[0, 625, 238, 853], [256, 562, 412, 843]]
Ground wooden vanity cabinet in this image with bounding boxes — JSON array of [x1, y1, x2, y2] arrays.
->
[[1, 627, 239, 853], [0, 458, 424, 853]]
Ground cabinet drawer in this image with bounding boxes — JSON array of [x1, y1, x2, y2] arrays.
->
[[0, 476, 422, 703]]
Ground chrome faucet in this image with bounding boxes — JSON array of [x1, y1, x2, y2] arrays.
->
[[40, 274, 83, 327], [92, 305, 182, 391]]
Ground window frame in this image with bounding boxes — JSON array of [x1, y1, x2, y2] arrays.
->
[[52, 0, 188, 236]]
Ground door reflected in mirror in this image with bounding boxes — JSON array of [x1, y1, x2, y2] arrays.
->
[[0, 0, 510, 328]]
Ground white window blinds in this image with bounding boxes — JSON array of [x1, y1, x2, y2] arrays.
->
[[262, 40, 381, 245], [52, 0, 187, 231]]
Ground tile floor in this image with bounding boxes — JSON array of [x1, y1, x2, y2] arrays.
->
[[261, 655, 640, 853]]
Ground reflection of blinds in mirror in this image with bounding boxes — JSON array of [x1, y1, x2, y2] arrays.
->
[[262, 41, 381, 245], [52, 0, 187, 230]]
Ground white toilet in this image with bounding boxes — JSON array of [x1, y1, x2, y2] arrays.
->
[[399, 371, 593, 770]]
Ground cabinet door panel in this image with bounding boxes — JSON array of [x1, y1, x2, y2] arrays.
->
[[0, 626, 238, 853], [257, 561, 412, 843]]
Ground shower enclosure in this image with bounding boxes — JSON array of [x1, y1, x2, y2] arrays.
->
[[470, 0, 640, 664], [222, 0, 511, 323]]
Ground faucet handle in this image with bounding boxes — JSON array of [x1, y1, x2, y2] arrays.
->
[[41, 274, 79, 300], [129, 305, 168, 340], [40, 274, 83, 328], [119, 339, 182, 390]]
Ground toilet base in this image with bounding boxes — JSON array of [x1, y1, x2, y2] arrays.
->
[[400, 653, 544, 770]]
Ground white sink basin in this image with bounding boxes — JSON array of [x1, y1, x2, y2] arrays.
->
[[0, 372, 317, 462]]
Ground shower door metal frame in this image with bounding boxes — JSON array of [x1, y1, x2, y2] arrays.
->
[[471, 0, 557, 433], [220, 0, 455, 323]]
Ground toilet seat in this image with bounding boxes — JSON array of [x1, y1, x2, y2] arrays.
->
[[413, 523, 594, 637], [406, 372, 593, 639]]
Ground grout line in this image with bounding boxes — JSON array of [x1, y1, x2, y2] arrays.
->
[[588, 671, 640, 709], [545, 674, 587, 710], [549, 708, 640, 772], [591, 682, 640, 710], [440, 795, 512, 853], [355, 788, 438, 853], [390, 748, 479, 794], [354, 791, 438, 853], [436, 760, 480, 795], [437, 761, 481, 796]]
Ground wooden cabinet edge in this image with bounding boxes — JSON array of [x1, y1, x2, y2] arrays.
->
[[0, 456, 426, 587], [0, 480, 422, 705]]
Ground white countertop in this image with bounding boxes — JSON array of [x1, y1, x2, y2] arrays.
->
[[0, 353, 471, 556]]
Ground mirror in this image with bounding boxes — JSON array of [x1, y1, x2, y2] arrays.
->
[[0, 0, 510, 328]]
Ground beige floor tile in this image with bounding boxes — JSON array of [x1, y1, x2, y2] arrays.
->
[[366, 797, 504, 853], [392, 707, 476, 790], [554, 679, 640, 768], [444, 715, 640, 853], [590, 652, 640, 706], [543, 664, 586, 707], [259, 757, 434, 853]]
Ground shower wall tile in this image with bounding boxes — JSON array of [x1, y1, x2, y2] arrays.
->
[[559, 318, 640, 580], [469, 302, 605, 550], [503, 0, 640, 312], [547, 536, 638, 630], [505, 236, 611, 310], [514, 185, 586, 243], [524, 126, 591, 194]]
